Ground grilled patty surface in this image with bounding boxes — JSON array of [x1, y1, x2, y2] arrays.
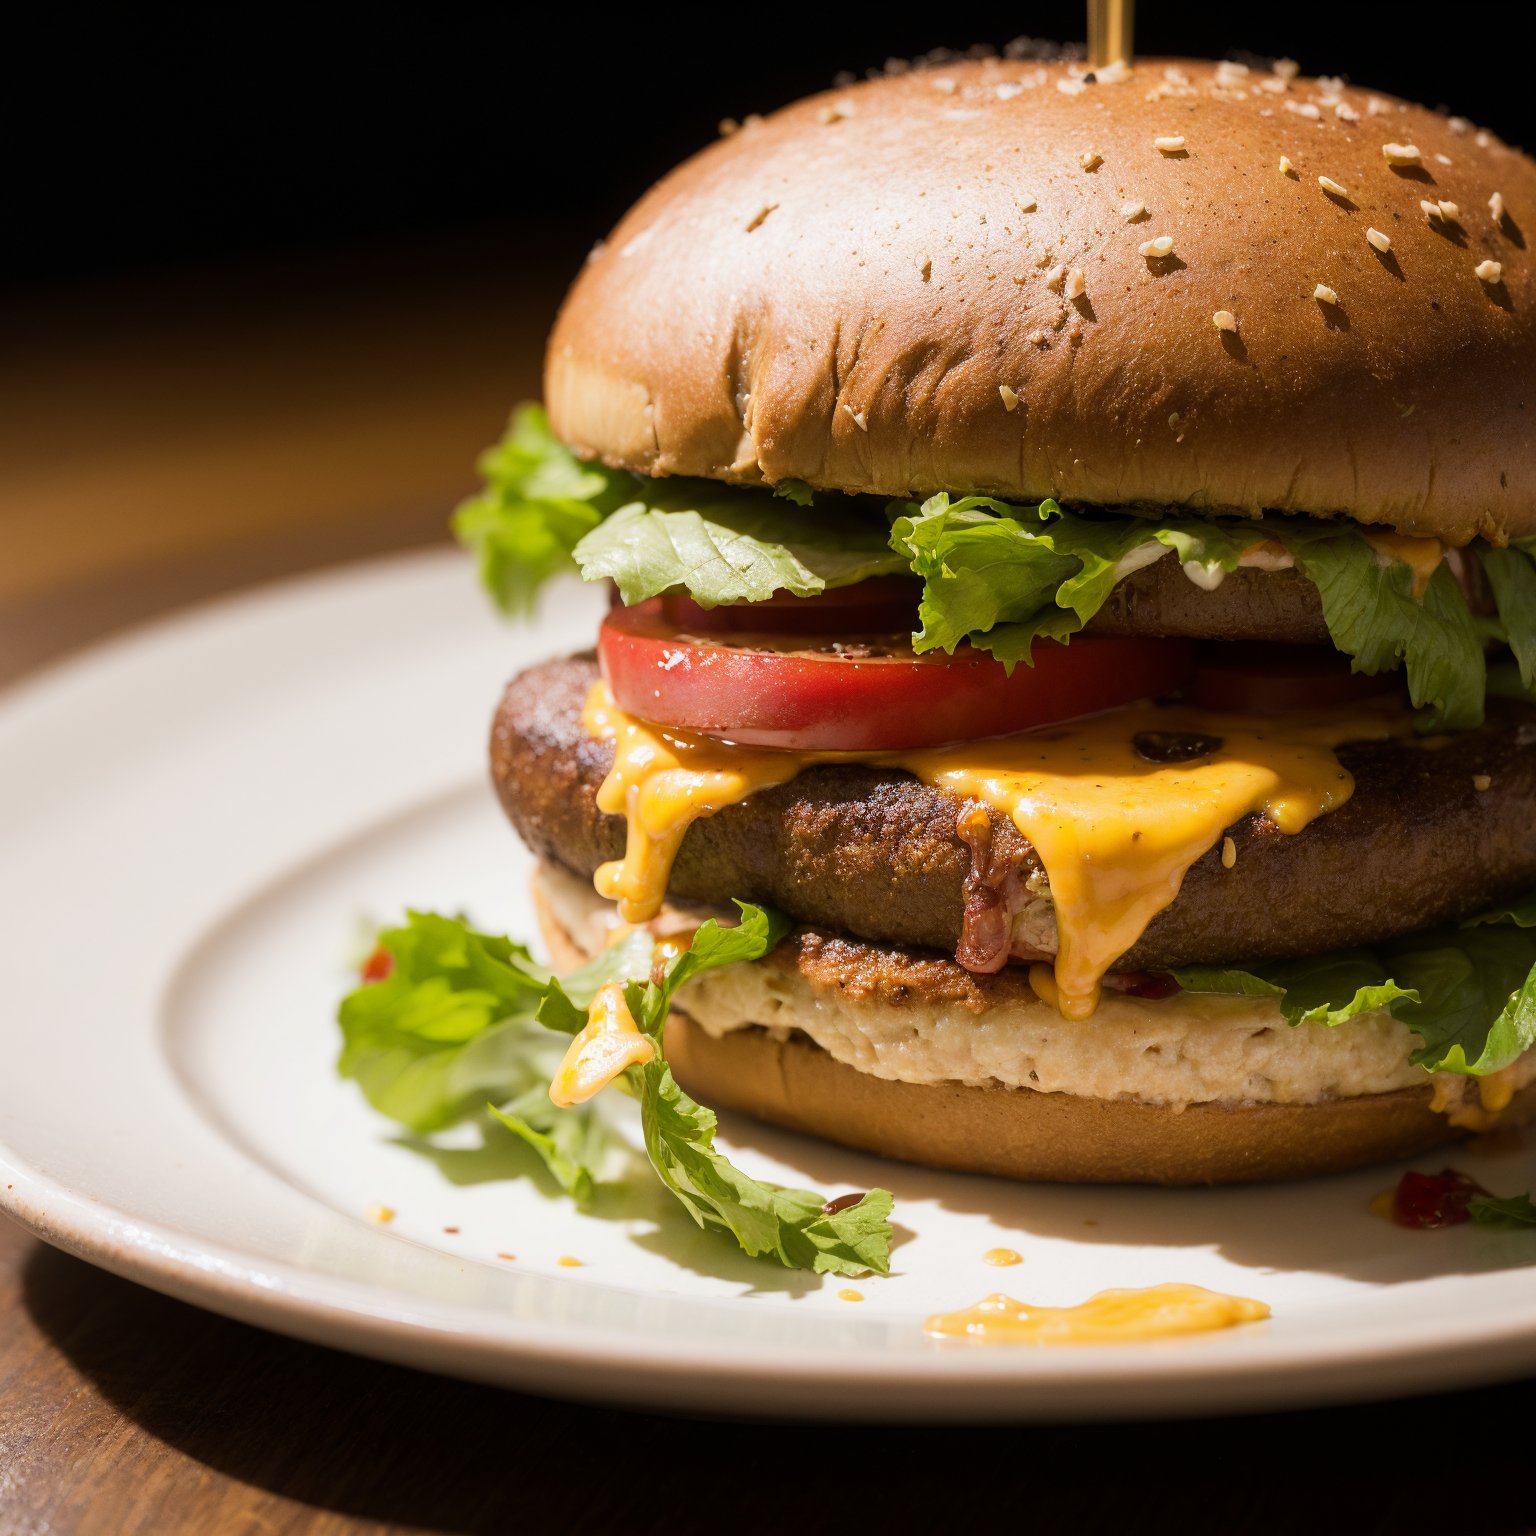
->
[[493, 654, 1536, 972]]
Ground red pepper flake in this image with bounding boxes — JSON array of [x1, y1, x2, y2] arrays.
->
[[442, 1226, 460, 1235], [1381, 1168, 1489, 1229], [360, 944, 395, 983]]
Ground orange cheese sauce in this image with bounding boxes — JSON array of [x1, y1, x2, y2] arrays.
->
[[924, 1283, 1270, 1345], [900, 705, 1382, 1018], [548, 981, 654, 1107], [1363, 531, 1444, 599], [583, 681, 1407, 1018]]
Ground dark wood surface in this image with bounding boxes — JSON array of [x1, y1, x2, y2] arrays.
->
[[5, 244, 1536, 1536]]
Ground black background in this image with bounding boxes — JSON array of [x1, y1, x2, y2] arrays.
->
[[8, 4, 1533, 292]]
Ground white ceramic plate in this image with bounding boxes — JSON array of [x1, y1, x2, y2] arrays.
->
[[5, 549, 1536, 1420]]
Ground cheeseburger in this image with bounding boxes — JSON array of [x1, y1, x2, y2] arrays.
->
[[462, 53, 1536, 1184]]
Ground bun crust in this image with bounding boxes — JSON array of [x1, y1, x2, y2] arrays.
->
[[665, 1016, 1535, 1186], [547, 58, 1536, 544]]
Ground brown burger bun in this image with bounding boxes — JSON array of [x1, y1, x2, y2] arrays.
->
[[534, 880, 1536, 1186], [546, 57, 1536, 544]]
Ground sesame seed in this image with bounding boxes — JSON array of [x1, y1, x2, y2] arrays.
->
[[1140, 236, 1175, 259], [1491, 191, 1506, 223], [1274, 58, 1299, 82], [1434, 153, 1452, 166], [1449, 116, 1471, 134], [1168, 411, 1181, 428], [1286, 101, 1321, 120], [844, 405, 868, 431], [916, 254, 932, 281], [1045, 264, 1066, 292], [1121, 199, 1148, 221], [718, 118, 739, 137], [1318, 175, 1350, 199], [1279, 154, 1295, 175], [368, 1203, 396, 1224], [1064, 267, 1086, 300], [1422, 199, 1460, 224], [931, 76, 957, 94], [1097, 58, 1131, 84], [1017, 195, 1038, 212], [1366, 227, 1392, 252], [1057, 77, 1086, 96], [1439, 200, 1460, 221], [1314, 283, 1340, 305], [1474, 773, 1492, 791], [1154, 135, 1186, 153], [1028, 329, 1047, 346], [1215, 60, 1249, 86], [1080, 149, 1103, 171], [818, 101, 853, 124], [1221, 836, 1238, 869], [1382, 142, 1421, 167], [1477, 130, 1492, 148], [1213, 310, 1237, 332], [1334, 101, 1360, 122], [999, 384, 1020, 411], [1475, 260, 1503, 283]]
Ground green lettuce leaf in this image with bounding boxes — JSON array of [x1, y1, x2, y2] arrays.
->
[[337, 913, 551, 1132], [572, 489, 905, 608], [1469, 1193, 1536, 1229], [337, 905, 894, 1275], [488, 1091, 605, 1204], [1480, 544, 1536, 692], [1173, 895, 1536, 1076], [1172, 953, 1417, 1028], [1279, 528, 1484, 731], [537, 901, 895, 1277], [451, 404, 633, 615], [456, 406, 1522, 729]]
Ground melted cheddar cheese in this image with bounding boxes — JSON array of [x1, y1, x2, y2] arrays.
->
[[1363, 530, 1444, 599], [583, 681, 1408, 1018], [583, 686, 812, 923], [548, 982, 655, 1107], [923, 1283, 1270, 1344]]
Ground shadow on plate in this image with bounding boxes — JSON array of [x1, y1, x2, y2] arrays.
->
[[706, 1106, 1536, 1289]]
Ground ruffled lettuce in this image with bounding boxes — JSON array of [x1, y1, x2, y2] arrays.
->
[[337, 905, 893, 1276], [1174, 893, 1536, 1077], [455, 406, 1536, 731]]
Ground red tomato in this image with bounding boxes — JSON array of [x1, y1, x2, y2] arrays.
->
[[1191, 644, 1400, 714], [658, 577, 923, 636], [598, 601, 1196, 750]]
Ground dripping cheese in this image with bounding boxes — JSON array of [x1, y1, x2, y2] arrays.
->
[[923, 1283, 1270, 1344], [1363, 531, 1444, 599], [582, 681, 1405, 1018], [548, 982, 655, 1107]]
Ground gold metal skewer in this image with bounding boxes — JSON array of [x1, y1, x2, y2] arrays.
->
[[1087, 0, 1134, 70]]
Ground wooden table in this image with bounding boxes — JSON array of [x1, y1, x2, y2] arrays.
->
[[5, 244, 1536, 1535]]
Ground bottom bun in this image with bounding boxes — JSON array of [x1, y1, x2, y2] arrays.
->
[[665, 1016, 1536, 1186], [535, 880, 1536, 1185]]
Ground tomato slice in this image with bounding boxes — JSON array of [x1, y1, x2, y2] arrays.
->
[[599, 601, 1196, 750], [1190, 644, 1401, 713], [657, 577, 923, 636]]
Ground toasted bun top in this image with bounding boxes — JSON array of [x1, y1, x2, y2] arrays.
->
[[545, 57, 1536, 544]]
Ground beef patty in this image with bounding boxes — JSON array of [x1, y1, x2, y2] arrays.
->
[[493, 654, 1536, 972]]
